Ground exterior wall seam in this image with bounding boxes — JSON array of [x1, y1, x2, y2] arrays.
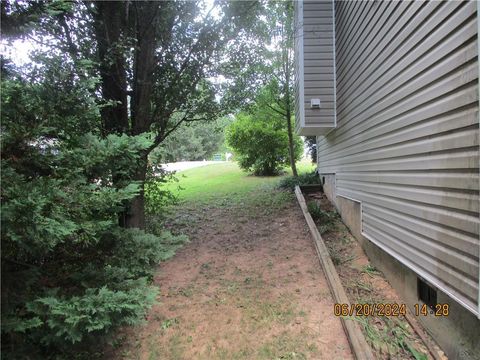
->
[[476, 0, 480, 319], [332, 0, 337, 128], [299, 0, 305, 130]]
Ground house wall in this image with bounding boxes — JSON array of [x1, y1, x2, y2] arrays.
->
[[322, 174, 480, 360], [317, 0, 479, 319], [309, 1, 480, 357]]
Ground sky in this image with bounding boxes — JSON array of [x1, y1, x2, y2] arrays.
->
[[1, 39, 35, 65]]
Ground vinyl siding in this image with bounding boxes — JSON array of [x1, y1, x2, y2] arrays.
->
[[295, 0, 336, 135], [317, 1, 479, 315]]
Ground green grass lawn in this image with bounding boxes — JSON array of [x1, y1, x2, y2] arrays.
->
[[165, 160, 315, 203]]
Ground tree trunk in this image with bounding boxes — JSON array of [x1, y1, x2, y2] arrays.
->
[[119, 155, 148, 229], [124, 2, 158, 229], [92, 3, 129, 135], [93, 2, 158, 230], [284, 56, 298, 178], [285, 109, 298, 177]]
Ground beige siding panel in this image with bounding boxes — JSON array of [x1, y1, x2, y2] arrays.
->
[[294, 0, 304, 135], [304, 87, 335, 96], [304, 59, 334, 67], [295, 0, 336, 135], [303, 1, 333, 12], [364, 203, 479, 256], [363, 222, 478, 315], [317, 0, 479, 315], [304, 38, 334, 47], [304, 45, 334, 54], [337, 171, 479, 191]]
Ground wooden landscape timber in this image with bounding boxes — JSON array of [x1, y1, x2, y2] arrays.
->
[[294, 185, 374, 360]]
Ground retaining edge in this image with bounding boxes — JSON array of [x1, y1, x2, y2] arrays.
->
[[295, 185, 374, 360]]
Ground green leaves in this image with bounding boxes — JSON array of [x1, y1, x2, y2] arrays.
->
[[27, 282, 158, 344], [0, 68, 185, 357], [226, 112, 302, 176]]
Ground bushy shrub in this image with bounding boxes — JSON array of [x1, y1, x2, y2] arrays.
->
[[1, 63, 187, 358], [278, 171, 321, 190], [226, 113, 303, 176]]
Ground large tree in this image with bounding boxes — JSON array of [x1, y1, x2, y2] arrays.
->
[[2, 0, 259, 229], [1, 1, 260, 356], [260, 1, 298, 176], [223, 1, 300, 177]]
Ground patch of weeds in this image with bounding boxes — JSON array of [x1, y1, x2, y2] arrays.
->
[[222, 280, 239, 295], [307, 201, 338, 233], [406, 342, 428, 360], [341, 253, 357, 264], [326, 242, 346, 266], [200, 262, 211, 273], [340, 235, 352, 244], [242, 275, 265, 289], [161, 317, 179, 330], [353, 316, 426, 359], [167, 333, 185, 359], [148, 347, 160, 360], [353, 280, 372, 292], [247, 189, 294, 216], [329, 249, 343, 266], [232, 347, 254, 359], [109, 334, 127, 349], [178, 286, 194, 297], [257, 331, 316, 360], [278, 171, 321, 191], [318, 224, 332, 234], [362, 264, 381, 277], [258, 301, 296, 325]]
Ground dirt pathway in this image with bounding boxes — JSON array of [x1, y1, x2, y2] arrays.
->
[[114, 190, 352, 359]]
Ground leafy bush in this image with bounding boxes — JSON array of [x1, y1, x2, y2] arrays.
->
[[278, 171, 321, 190], [307, 201, 338, 232], [1, 63, 187, 358], [226, 113, 303, 176]]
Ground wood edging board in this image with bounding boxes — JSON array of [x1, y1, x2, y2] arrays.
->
[[294, 185, 374, 360]]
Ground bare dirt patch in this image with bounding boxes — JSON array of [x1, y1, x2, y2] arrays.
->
[[108, 190, 353, 359]]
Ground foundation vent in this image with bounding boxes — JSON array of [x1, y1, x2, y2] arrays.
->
[[417, 278, 437, 309]]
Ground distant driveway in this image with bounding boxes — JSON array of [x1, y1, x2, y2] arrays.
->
[[161, 160, 225, 172]]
